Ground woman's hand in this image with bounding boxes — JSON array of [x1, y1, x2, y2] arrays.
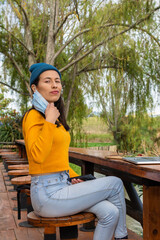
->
[[71, 178, 84, 184], [45, 103, 60, 124]]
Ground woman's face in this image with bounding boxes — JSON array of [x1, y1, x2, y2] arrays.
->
[[31, 70, 62, 103]]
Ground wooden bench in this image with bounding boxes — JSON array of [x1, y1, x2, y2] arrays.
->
[[28, 211, 96, 240]]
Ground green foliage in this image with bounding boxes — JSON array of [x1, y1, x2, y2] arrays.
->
[[69, 163, 81, 175], [0, 85, 13, 110], [0, 109, 22, 142], [87, 133, 113, 143], [69, 120, 88, 147], [0, 0, 160, 151], [115, 114, 159, 153]]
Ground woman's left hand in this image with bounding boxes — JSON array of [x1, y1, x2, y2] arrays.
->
[[71, 178, 84, 184]]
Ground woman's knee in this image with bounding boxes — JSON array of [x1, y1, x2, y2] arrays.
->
[[106, 176, 123, 190]]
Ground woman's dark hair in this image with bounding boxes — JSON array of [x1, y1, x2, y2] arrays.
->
[[54, 96, 70, 130], [22, 76, 70, 131]]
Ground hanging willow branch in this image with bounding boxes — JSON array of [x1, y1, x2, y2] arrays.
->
[[0, 81, 29, 96]]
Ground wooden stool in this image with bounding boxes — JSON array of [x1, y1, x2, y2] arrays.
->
[[0, 152, 18, 157], [8, 164, 29, 170], [5, 160, 28, 171], [3, 157, 26, 162], [8, 169, 29, 177], [28, 211, 96, 240], [7, 170, 29, 190], [11, 175, 31, 185], [6, 160, 28, 165], [0, 149, 14, 153], [2, 154, 20, 158]]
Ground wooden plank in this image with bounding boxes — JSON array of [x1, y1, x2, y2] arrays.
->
[[143, 185, 160, 240], [0, 177, 6, 193], [0, 193, 16, 230], [127, 229, 143, 239], [0, 229, 16, 240], [15, 228, 43, 240]]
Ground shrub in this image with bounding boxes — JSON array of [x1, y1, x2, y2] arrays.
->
[[0, 109, 22, 142]]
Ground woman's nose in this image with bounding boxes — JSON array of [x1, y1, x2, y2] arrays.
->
[[51, 81, 57, 88]]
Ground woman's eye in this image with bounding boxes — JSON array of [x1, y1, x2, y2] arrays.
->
[[45, 80, 50, 83]]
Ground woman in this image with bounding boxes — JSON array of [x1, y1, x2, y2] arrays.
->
[[22, 63, 128, 240]]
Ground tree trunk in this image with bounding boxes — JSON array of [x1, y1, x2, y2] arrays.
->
[[65, 64, 77, 119], [46, 0, 59, 65]]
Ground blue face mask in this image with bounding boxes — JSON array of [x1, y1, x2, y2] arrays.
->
[[32, 90, 48, 114]]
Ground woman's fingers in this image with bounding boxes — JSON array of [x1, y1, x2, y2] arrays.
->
[[45, 103, 60, 124], [71, 178, 84, 184]]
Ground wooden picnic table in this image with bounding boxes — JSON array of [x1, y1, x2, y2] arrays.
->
[[15, 140, 160, 240], [69, 147, 160, 240]]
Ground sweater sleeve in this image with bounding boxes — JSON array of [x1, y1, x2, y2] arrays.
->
[[23, 110, 57, 164], [69, 166, 79, 178]]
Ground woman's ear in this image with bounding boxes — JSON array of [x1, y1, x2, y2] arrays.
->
[[31, 84, 36, 93]]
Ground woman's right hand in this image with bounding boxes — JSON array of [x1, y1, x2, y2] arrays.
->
[[45, 103, 60, 124]]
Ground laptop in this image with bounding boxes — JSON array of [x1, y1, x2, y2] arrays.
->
[[123, 157, 160, 165]]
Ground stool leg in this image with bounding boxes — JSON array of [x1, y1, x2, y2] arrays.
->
[[44, 227, 56, 240], [59, 226, 78, 240]]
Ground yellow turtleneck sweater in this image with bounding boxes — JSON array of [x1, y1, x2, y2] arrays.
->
[[22, 109, 78, 177]]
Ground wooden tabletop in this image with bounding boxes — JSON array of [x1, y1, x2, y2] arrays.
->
[[14, 141, 160, 183], [69, 147, 160, 183]]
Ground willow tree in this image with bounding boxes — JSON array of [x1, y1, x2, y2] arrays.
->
[[0, 0, 160, 127], [82, 1, 160, 150]]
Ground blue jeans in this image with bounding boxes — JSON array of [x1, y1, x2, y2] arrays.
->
[[31, 171, 127, 240]]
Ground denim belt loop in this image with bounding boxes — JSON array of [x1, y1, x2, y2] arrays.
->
[[31, 176, 40, 184]]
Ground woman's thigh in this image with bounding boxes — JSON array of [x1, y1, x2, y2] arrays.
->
[[39, 176, 123, 217]]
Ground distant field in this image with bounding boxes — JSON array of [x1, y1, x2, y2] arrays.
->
[[70, 116, 116, 175], [82, 116, 109, 134], [82, 116, 114, 143]]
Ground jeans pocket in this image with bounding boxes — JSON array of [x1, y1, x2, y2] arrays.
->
[[43, 178, 61, 197]]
